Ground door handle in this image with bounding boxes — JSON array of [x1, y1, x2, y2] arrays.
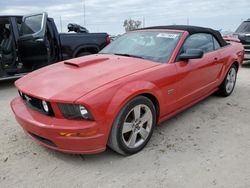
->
[[35, 38, 44, 42]]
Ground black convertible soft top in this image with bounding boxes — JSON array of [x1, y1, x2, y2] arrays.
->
[[138, 25, 228, 47]]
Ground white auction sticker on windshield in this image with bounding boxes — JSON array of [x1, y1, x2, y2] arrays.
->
[[157, 33, 178, 39]]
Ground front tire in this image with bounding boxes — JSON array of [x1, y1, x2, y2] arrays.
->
[[218, 64, 237, 97], [108, 96, 156, 155]]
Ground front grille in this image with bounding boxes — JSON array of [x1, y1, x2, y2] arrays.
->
[[28, 132, 57, 147], [243, 44, 250, 54], [239, 35, 250, 44], [19, 92, 54, 116]]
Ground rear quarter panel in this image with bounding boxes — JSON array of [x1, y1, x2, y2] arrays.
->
[[216, 42, 244, 85], [59, 33, 108, 60]]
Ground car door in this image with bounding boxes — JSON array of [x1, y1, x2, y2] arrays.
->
[[174, 33, 221, 107], [17, 12, 49, 69]]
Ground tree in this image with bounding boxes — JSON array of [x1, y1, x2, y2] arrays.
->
[[123, 18, 142, 32]]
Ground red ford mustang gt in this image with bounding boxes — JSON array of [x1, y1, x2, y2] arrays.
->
[[11, 25, 244, 155]]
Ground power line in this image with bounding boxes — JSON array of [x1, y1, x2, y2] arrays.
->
[[82, 0, 86, 26], [60, 16, 63, 32]]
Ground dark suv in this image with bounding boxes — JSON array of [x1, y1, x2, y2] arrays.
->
[[234, 19, 250, 60]]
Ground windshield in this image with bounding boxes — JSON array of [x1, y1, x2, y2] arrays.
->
[[100, 31, 182, 63], [236, 21, 250, 33]]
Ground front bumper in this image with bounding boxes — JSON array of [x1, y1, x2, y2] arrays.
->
[[243, 44, 250, 60], [11, 97, 106, 154]]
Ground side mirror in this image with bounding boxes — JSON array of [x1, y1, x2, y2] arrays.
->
[[179, 49, 204, 60]]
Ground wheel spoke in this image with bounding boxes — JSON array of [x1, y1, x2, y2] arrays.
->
[[230, 84, 233, 91], [139, 128, 149, 140], [231, 72, 236, 82], [140, 110, 152, 125], [227, 74, 230, 82], [133, 105, 141, 120], [128, 132, 137, 147], [225, 68, 237, 93], [226, 82, 231, 93], [122, 104, 154, 149], [122, 122, 133, 134]]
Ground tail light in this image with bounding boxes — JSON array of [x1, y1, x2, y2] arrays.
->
[[106, 36, 111, 44]]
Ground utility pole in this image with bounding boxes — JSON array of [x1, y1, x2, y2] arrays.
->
[[83, 0, 86, 26], [143, 16, 145, 28], [187, 17, 189, 25], [60, 16, 63, 32]]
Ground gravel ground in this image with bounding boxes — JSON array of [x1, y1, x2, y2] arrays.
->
[[1, 62, 250, 188]]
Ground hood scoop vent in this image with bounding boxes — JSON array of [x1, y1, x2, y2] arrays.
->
[[64, 57, 109, 68], [64, 61, 80, 67]]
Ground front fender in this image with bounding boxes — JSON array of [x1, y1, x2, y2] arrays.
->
[[76, 80, 163, 145], [106, 80, 163, 123]]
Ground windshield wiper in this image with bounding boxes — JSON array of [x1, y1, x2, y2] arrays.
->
[[114, 53, 145, 59]]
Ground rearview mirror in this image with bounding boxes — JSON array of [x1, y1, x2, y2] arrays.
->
[[179, 49, 204, 60]]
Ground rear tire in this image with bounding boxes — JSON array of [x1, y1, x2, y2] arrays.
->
[[108, 96, 156, 155], [218, 64, 237, 97]]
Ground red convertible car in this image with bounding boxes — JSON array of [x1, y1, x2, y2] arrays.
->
[[11, 25, 244, 155]]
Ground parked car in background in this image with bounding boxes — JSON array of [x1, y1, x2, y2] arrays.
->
[[233, 18, 250, 60], [0, 12, 110, 80], [11, 25, 244, 155]]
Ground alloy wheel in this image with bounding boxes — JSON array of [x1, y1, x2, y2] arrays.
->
[[122, 104, 153, 149], [226, 67, 236, 94]]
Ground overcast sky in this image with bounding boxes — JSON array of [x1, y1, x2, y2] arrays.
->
[[1, 0, 250, 34]]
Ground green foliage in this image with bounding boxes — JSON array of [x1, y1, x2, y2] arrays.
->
[[123, 18, 142, 32]]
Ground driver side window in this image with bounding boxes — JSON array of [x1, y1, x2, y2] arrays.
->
[[181, 33, 214, 54], [20, 14, 43, 36]]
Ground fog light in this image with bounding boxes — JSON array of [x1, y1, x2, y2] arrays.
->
[[42, 100, 49, 113]]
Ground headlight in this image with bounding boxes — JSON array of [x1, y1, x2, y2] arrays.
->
[[79, 105, 91, 119], [42, 100, 49, 113], [58, 103, 94, 120]]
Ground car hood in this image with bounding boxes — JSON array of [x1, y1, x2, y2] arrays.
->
[[16, 54, 159, 102]]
